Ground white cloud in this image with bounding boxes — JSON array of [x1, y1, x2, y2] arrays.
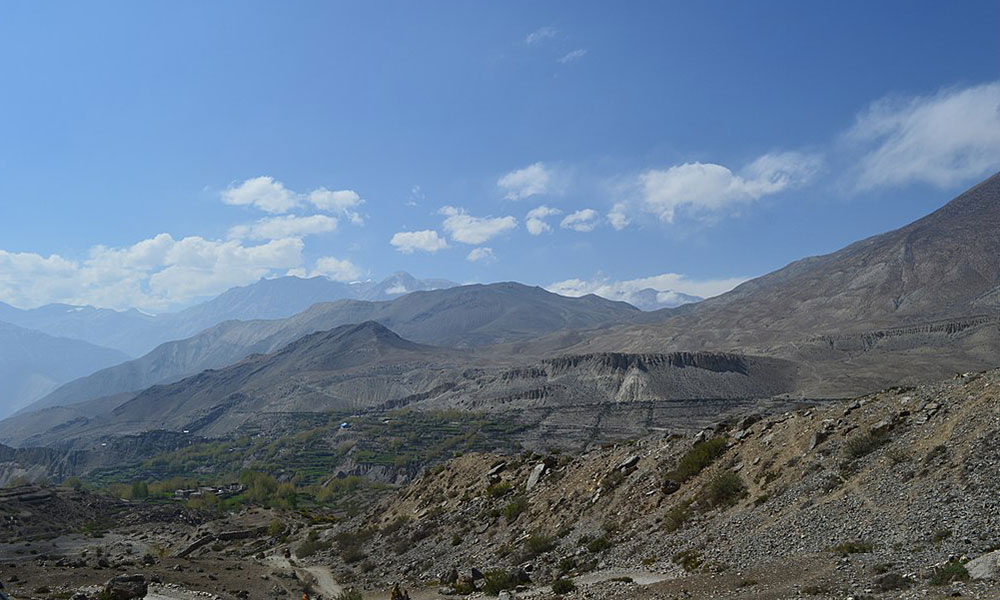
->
[[607, 202, 630, 230], [0, 234, 305, 312], [309, 256, 362, 282], [558, 49, 587, 64], [439, 206, 517, 244], [639, 151, 821, 223], [308, 188, 365, 224], [466, 247, 496, 262], [525, 26, 557, 45], [847, 81, 1000, 190], [497, 162, 552, 200], [525, 205, 561, 235], [221, 176, 299, 214], [228, 214, 338, 240], [221, 177, 366, 224], [547, 273, 748, 308], [560, 208, 600, 232], [390, 230, 449, 254]]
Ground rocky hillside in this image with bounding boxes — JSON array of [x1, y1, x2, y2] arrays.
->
[[296, 368, 1000, 598]]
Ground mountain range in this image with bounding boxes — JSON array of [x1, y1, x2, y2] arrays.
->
[[0, 272, 457, 357], [0, 321, 130, 417], [12, 283, 640, 420]]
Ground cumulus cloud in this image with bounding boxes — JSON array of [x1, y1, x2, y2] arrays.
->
[[308, 188, 365, 224], [560, 208, 600, 232], [497, 162, 553, 200], [525, 205, 561, 235], [639, 151, 821, 223], [390, 230, 449, 254], [547, 273, 748, 309], [221, 176, 299, 214], [228, 214, 338, 240], [558, 49, 587, 64], [525, 26, 557, 45], [846, 81, 1000, 190], [466, 247, 496, 262], [309, 256, 362, 282], [221, 176, 365, 224], [439, 206, 517, 244], [0, 234, 304, 312], [607, 202, 630, 230]]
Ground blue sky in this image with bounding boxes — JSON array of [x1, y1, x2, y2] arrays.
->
[[0, 1, 998, 311]]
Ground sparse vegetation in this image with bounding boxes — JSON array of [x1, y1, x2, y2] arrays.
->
[[482, 570, 521, 596], [670, 437, 728, 482], [929, 560, 969, 585], [672, 549, 703, 572], [701, 472, 746, 508], [586, 535, 613, 553], [843, 431, 890, 459], [525, 532, 556, 556], [503, 496, 528, 522], [931, 528, 952, 543], [551, 578, 576, 594], [295, 538, 332, 558], [664, 501, 692, 532], [829, 540, 873, 557]]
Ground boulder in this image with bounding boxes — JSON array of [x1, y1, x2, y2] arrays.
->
[[617, 455, 640, 471], [102, 574, 147, 600], [526, 463, 546, 492], [966, 549, 1000, 580]]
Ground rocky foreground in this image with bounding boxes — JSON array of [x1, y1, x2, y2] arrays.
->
[[2, 370, 1000, 599]]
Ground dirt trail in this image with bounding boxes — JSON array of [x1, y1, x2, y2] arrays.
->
[[266, 555, 343, 598]]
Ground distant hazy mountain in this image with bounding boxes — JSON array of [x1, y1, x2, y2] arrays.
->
[[0, 272, 457, 356], [0, 321, 130, 418], [22, 282, 639, 414], [625, 288, 703, 311]]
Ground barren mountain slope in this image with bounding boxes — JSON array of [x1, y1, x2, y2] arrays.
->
[[562, 173, 1000, 351]]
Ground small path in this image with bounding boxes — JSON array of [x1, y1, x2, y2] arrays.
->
[[266, 554, 343, 598], [573, 568, 672, 586]]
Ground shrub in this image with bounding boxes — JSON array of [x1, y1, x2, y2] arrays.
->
[[829, 541, 873, 557], [586, 536, 613, 553], [341, 546, 366, 564], [558, 556, 576, 573], [295, 539, 332, 558], [482, 570, 520, 596], [671, 437, 728, 482], [664, 501, 692, 532], [525, 532, 556, 556], [451, 533, 463, 546], [701, 472, 746, 508], [503, 496, 528, 522], [929, 560, 969, 585], [873, 572, 912, 592], [551, 578, 576, 594], [487, 481, 513, 498], [381, 515, 410, 535], [931, 528, 952, 543], [335, 590, 363, 600], [672, 549, 702, 572], [843, 431, 889, 459], [267, 518, 285, 537]]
